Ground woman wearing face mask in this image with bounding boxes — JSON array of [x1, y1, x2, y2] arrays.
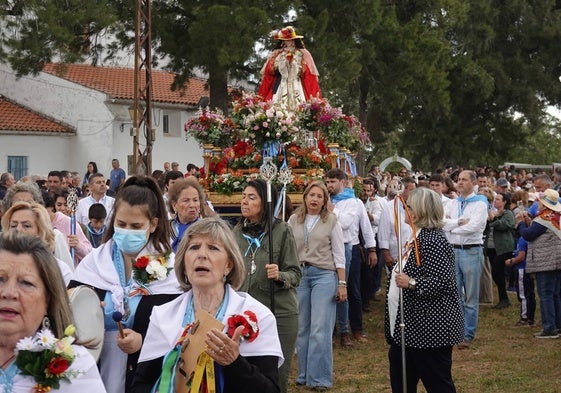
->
[[69, 176, 182, 393]]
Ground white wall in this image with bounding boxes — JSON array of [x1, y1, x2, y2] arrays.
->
[[0, 64, 203, 177]]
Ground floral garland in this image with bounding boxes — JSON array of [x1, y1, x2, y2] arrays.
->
[[132, 251, 173, 286], [227, 310, 259, 342], [15, 325, 80, 392]]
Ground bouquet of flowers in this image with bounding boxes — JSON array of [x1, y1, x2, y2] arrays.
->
[[15, 325, 80, 392], [132, 252, 172, 285], [184, 108, 232, 147]]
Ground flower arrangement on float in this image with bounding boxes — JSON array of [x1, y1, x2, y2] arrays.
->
[[185, 92, 371, 194]]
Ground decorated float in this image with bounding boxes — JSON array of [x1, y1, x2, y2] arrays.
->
[[185, 92, 371, 212], [184, 26, 370, 216]]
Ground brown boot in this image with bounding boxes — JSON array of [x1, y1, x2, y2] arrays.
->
[[353, 331, 368, 343], [340, 332, 353, 347]]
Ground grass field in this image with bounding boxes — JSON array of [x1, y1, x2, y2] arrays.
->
[[289, 290, 561, 392]]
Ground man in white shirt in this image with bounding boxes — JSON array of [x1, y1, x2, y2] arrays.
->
[[326, 169, 377, 347], [429, 173, 451, 208], [443, 170, 488, 349], [76, 173, 115, 225]]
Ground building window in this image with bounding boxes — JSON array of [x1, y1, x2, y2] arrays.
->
[[163, 114, 169, 134], [8, 156, 27, 180]]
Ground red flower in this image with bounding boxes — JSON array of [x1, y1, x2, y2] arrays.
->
[[227, 310, 259, 342], [134, 256, 150, 269], [47, 357, 70, 375]]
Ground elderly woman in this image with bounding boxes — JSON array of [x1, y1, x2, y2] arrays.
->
[[70, 176, 182, 393], [132, 217, 283, 392], [1, 201, 72, 284], [287, 181, 346, 390], [387, 187, 464, 393], [233, 179, 301, 393], [168, 178, 210, 252], [0, 232, 106, 392], [516, 188, 561, 338]]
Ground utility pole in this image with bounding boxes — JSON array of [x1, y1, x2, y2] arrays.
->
[[132, 0, 153, 175]]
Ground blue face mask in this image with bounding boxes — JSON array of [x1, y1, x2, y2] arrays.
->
[[113, 227, 148, 254]]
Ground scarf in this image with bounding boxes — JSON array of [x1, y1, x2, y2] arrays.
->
[[457, 193, 488, 216], [330, 187, 356, 204], [172, 216, 199, 252]]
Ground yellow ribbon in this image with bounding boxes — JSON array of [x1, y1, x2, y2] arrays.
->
[[190, 352, 216, 393]]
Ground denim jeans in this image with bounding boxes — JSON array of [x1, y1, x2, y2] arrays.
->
[[535, 270, 561, 333], [336, 243, 352, 334], [454, 247, 483, 341], [296, 266, 338, 388]]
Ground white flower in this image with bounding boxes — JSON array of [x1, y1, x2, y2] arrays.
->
[[146, 260, 168, 281], [16, 336, 38, 351], [37, 329, 56, 347]]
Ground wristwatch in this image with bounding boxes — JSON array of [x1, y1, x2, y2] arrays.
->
[[408, 277, 417, 290]]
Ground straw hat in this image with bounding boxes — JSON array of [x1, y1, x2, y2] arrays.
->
[[539, 189, 561, 211], [272, 26, 303, 40]]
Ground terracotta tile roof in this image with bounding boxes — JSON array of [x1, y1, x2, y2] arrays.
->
[[42, 63, 208, 106], [0, 97, 74, 133]]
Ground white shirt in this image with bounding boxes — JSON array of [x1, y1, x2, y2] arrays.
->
[[443, 192, 487, 245], [377, 198, 412, 259], [364, 195, 384, 237], [332, 197, 376, 247], [76, 194, 115, 225]]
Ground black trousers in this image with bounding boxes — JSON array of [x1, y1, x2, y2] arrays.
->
[[389, 344, 456, 393]]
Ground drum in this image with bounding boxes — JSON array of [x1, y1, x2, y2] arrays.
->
[[68, 286, 105, 361]]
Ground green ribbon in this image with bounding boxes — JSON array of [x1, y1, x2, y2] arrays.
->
[[158, 347, 180, 393]]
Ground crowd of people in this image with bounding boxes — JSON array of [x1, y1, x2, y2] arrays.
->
[[1, 160, 561, 393]]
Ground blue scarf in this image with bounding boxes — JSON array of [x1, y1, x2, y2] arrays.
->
[[330, 187, 356, 204], [172, 217, 199, 252], [457, 194, 488, 216]]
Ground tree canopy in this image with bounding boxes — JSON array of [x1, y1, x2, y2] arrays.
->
[[2, 0, 561, 170]]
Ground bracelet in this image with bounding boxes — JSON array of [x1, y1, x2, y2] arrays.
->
[[338, 280, 347, 287], [367, 247, 376, 253]]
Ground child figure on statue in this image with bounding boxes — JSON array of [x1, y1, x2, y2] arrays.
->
[[258, 26, 321, 111]]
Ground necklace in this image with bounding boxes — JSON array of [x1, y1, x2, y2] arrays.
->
[[243, 232, 266, 275], [304, 215, 320, 252], [0, 354, 15, 370]]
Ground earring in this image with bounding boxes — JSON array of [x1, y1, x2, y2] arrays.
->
[[42, 316, 51, 329]]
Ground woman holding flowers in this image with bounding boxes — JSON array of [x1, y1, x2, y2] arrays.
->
[[132, 217, 283, 393], [0, 232, 106, 392], [258, 26, 321, 112], [70, 176, 182, 393]]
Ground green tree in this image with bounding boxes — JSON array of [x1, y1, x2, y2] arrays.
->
[[0, 0, 119, 73]]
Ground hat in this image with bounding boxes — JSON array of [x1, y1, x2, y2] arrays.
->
[[528, 192, 538, 202], [272, 26, 303, 41], [539, 189, 561, 211], [495, 178, 509, 188]]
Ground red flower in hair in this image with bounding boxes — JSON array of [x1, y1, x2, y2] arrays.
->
[[227, 310, 259, 342]]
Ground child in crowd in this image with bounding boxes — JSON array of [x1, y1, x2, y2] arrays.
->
[[505, 236, 536, 327], [86, 203, 107, 248]]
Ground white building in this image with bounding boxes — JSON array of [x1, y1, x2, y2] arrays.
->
[[0, 62, 208, 179]]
